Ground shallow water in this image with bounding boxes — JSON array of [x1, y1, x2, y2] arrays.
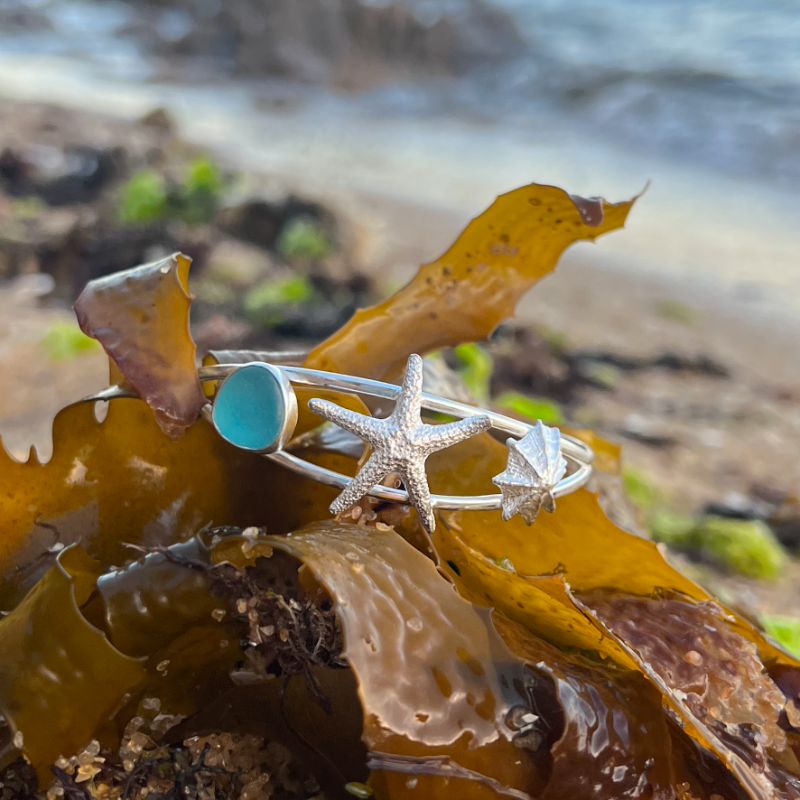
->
[[493, 0, 800, 188]]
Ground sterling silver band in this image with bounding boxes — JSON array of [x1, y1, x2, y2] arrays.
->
[[87, 357, 594, 527], [200, 362, 593, 512]]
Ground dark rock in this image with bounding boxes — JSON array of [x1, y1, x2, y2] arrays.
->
[[216, 200, 284, 250], [703, 494, 772, 522], [0, 148, 27, 194], [703, 488, 800, 551], [138, 106, 176, 135], [651, 352, 730, 378], [489, 324, 574, 402], [0, 145, 127, 206], [216, 195, 337, 251], [38, 221, 178, 300], [568, 349, 730, 378], [618, 413, 678, 448], [0, 6, 52, 33], [123, 0, 525, 86], [768, 494, 800, 550], [269, 299, 357, 339]]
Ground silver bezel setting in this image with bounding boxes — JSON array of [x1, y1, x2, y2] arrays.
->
[[210, 362, 298, 455]]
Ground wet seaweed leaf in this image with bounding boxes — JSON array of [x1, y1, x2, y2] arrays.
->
[[264, 521, 547, 800], [432, 514, 636, 661], [0, 398, 357, 609], [423, 433, 800, 799], [263, 523, 756, 800], [74, 253, 206, 440], [425, 434, 798, 668], [575, 592, 800, 800], [305, 184, 639, 381], [168, 668, 369, 799], [0, 546, 145, 780], [491, 613, 679, 800], [91, 537, 221, 658], [426, 435, 700, 593], [585, 592, 789, 753]]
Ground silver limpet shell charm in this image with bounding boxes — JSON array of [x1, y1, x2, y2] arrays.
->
[[492, 421, 568, 525]]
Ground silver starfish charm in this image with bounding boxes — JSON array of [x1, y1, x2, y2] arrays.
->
[[307, 354, 491, 532], [492, 421, 567, 525]]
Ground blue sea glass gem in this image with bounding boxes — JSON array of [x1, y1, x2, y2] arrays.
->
[[212, 363, 290, 452]]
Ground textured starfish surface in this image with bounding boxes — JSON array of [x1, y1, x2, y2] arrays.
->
[[492, 421, 568, 525], [308, 354, 492, 532]]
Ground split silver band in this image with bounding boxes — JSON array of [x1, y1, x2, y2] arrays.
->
[[88, 354, 594, 529], [199, 362, 593, 512]]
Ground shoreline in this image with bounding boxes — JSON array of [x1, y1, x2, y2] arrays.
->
[[0, 88, 796, 468], [0, 53, 798, 338]]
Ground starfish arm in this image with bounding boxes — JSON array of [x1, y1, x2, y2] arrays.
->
[[401, 459, 436, 533], [392, 353, 424, 426], [307, 399, 383, 446], [329, 453, 389, 515], [417, 414, 492, 454]]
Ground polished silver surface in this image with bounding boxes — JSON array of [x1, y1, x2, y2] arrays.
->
[[86, 354, 595, 530], [199, 363, 593, 462], [207, 348, 309, 366], [492, 421, 568, 524], [308, 354, 491, 532], [202, 357, 593, 526]]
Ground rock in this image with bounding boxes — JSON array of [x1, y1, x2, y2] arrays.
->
[[138, 107, 175, 136], [0, 6, 52, 32], [0, 145, 126, 206], [619, 412, 678, 448], [217, 195, 339, 254], [490, 323, 573, 402], [216, 201, 284, 250], [568, 349, 730, 378], [703, 490, 773, 521], [126, 0, 525, 86], [768, 494, 800, 550], [206, 239, 282, 288], [39, 221, 178, 300]]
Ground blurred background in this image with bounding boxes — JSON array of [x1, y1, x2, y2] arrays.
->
[[0, 0, 798, 625]]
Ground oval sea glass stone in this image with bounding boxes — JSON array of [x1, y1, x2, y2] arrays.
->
[[212, 364, 287, 452]]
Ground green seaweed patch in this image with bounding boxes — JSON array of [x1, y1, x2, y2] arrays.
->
[[695, 517, 786, 580], [40, 321, 100, 362], [494, 391, 564, 424], [277, 217, 333, 261], [762, 614, 800, 659], [651, 512, 786, 581], [243, 274, 316, 327], [118, 156, 224, 226], [453, 343, 493, 403], [622, 465, 662, 514], [118, 169, 167, 225]]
